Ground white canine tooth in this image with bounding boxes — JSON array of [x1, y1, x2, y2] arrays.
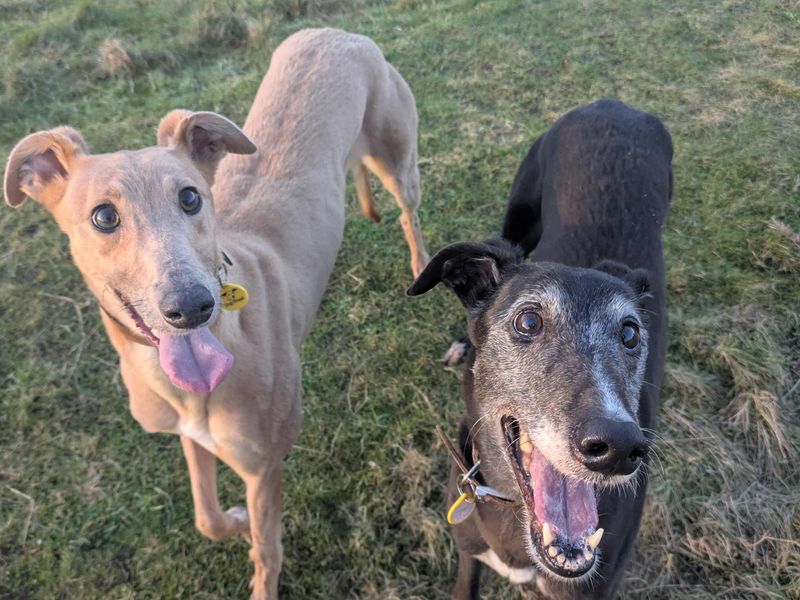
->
[[586, 528, 604, 550], [556, 553, 565, 565], [542, 522, 554, 547], [584, 550, 593, 561], [548, 546, 558, 557]]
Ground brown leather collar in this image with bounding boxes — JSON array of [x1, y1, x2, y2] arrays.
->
[[436, 425, 518, 507]]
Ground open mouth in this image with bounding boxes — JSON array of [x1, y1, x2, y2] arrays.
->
[[501, 416, 602, 579], [115, 291, 160, 345], [114, 290, 233, 393]]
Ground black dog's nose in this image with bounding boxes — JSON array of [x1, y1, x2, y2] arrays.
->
[[160, 285, 215, 329], [575, 417, 648, 476]]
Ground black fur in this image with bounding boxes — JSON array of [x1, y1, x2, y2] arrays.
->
[[413, 99, 672, 599], [503, 97, 671, 448], [407, 239, 522, 310]]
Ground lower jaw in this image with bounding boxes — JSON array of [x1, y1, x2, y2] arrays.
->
[[529, 521, 598, 578], [501, 416, 601, 579]]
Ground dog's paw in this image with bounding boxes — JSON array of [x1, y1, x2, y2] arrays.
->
[[442, 338, 470, 366], [226, 505, 249, 522], [226, 505, 250, 531]]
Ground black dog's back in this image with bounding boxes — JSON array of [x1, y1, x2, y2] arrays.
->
[[503, 98, 672, 269]]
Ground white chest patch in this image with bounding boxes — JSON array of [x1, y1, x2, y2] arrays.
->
[[475, 549, 536, 584], [177, 421, 216, 453]]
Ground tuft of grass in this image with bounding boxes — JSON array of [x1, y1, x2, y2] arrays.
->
[[99, 38, 135, 77], [1, 1, 799, 599]]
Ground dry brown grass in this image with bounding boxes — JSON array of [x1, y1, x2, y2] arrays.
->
[[99, 38, 134, 77]]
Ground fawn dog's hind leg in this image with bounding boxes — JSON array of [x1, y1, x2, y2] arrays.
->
[[351, 161, 381, 223], [356, 64, 428, 278]]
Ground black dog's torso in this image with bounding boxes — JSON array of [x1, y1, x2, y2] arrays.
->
[[453, 99, 672, 599]]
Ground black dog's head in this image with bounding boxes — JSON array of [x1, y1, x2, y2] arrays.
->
[[409, 240, 651, 581]]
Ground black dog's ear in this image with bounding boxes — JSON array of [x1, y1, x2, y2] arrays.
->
[[407, 239, 522, 309], [593, 260, 651, 304]]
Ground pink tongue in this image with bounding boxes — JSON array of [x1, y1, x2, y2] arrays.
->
[[158, 327, 233, 393], [531, 450, 598, 540]]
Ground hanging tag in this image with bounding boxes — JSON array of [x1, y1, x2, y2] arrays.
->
[[447, 491, 475, 525], [221, 283, 249, 311]]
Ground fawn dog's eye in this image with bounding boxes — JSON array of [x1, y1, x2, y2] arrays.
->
[[513, 310, 544, 337], [91, 204, 120, 232], [179, 187, 202, 215], [621, 322, 640, 349]]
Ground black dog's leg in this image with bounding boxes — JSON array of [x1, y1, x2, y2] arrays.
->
[[503, 136, 545, 256], [452, 551, 484, 600], [441, 137, 546, 365]]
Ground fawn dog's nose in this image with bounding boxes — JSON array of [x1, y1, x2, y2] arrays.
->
[[160, 285, 215, 329], [574, 417, 648, 476]]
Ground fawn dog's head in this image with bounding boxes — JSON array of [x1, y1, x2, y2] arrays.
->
[[4, 111, 256, 393]]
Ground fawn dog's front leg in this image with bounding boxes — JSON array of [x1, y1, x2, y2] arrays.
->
[[181, 436, 250, 540]]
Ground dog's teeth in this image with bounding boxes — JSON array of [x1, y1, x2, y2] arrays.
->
[[542, 522, 554, 546], [548, 546, 558, 557], [519, 428, 534, 474], [556, 553, 565, 565], [519, 428, 533, 453], [586, 528, 604, 550], [583, 550, 593, 561]]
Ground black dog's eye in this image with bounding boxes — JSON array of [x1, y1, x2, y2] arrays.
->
[[179, 187, 202, 215], [513, 310, 543, 337], [621, 322, 640, 349], [91, 204, 120, 232]]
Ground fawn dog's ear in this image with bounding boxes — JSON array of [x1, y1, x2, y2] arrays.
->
[[157, 110, 256, 184], [4, 127, 88, 208], [407, 239, 523, 310]]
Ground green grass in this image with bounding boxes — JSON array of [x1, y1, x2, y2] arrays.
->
[[1, 0, 799, 598]]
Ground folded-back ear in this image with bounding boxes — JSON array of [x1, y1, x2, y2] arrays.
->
[[157, 109, 257, 184], [593, 259, 651, 306], [407, 239, 522, 309], [4, 126, 88, 208]]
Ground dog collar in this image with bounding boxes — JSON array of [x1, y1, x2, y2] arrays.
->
[[436, 425, 518, 525]]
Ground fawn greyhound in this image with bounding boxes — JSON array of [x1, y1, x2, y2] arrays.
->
[[409, 99, 672, 598], [4, 28, 428, 599]]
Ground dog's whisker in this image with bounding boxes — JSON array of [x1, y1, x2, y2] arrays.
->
[[466, 414, 492, 447]]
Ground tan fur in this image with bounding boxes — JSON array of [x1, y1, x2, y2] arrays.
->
[[3, 28, 428, 599]]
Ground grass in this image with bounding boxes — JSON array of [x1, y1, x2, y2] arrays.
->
[[1, 0, 799, 598]]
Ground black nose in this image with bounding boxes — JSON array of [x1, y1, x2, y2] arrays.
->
[[574, 417, 648, 476], [159, 285, 215, 329]]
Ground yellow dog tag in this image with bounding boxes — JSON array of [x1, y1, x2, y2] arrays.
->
[[221, 283, 249, 311], [447, 491, 475, 525]]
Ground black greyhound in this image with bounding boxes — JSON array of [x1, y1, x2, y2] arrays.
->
[[409, 99, 672, 598]]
